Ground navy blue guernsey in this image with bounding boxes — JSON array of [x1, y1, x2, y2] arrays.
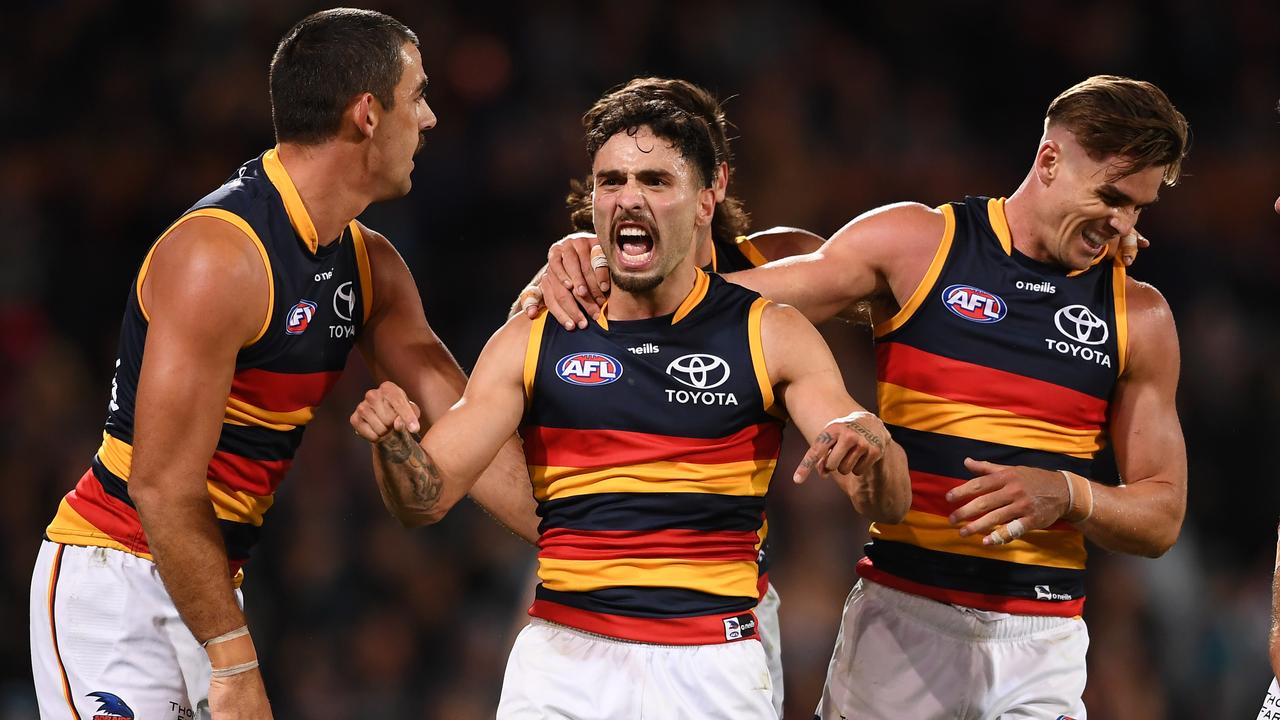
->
[[859, 196, 1127, 616], [47, 148, 372, 577], [521, 269, 785, 644]]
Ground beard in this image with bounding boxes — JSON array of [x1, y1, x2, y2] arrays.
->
[[609, 267, 664, 293]]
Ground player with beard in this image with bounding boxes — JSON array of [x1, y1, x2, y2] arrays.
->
[[352, 96, 909, 719]]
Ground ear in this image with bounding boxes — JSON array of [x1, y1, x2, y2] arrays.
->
[[1034, 139, 1060, 186], [348, 92, 379, 141], [695, 185, 716, 227], [712, 162, 729, 203]]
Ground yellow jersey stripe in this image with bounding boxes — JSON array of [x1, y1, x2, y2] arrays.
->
[[351, 222, 373, 324], [876, 204, 956, 337], [871, 509, 1087, 569], [538, 556, 758, 597], [987, 197, 1013, 255], [524, 311, 550, 404], [530, 459, 776, 502], [97, 432, 133, 482], [207, 480, 274, 526], [45, 499, 152, 559], [672, 268, 710, 324], [735, 235, 769, 267], [747, 297, 776, 415], [224, 397, 310, 431], [136, 208, 275, 345], [878, 382, 1104, 458], [1113, 258, 1129, 377], [262, 147, 319, 253]]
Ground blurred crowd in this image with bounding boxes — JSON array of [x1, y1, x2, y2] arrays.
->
[[2, 1, 1278, 718]]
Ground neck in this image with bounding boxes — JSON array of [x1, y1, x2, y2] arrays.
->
[[607, 263, 699, 321], [275, 142, 374, 247], [1003, 171, 1055, 263], [692, 225, 714, 268]]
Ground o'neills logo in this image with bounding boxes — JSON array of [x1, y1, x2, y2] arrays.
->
[[1016, 279, 1056, 294], [722, 613, 757, 641]]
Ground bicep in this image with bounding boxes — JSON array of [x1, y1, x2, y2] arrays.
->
[[1110, 289, 1186, 488], [132, 220, 267, 486], [764, 305, 860, 443]]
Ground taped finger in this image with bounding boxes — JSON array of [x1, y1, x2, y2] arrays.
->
[[590, 243, 609, 270], [985, 518, 1026, 545]]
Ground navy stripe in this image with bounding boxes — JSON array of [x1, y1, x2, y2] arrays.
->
[[101, 423, 305, 463], [90, 462, 135, 508], [220, 520, 261, 562], [865, 540, 1086, 600], [538, 492, 765, 534], [536, 585, 756, 619], [889, 424, 1098, 480], [216, 423, 306, 461]]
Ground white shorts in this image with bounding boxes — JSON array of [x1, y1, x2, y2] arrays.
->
[[497, 618, 777, 719], [816, 580, 1088, 720], [30, 540, 232, 720], [1258, 677, 1280, 719], [756, 582, 784, 718]]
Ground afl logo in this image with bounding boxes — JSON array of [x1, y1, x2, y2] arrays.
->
[[942, 284, 1006, 323], [666, 353, 731, 389], [285, 300, 317, 335], [556, 353, 623, 386]]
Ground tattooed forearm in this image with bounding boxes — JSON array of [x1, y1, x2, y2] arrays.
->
[[377, 429, 443, 514]]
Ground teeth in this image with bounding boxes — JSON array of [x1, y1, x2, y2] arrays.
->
[[620, 226, 649, 237]]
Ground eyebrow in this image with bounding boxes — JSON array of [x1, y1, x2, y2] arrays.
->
[[1099, 183, 1159, 209]]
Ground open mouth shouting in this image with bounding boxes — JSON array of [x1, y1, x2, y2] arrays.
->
[[614, 220, 658, 270]]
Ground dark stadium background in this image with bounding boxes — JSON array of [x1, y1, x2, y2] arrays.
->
[[2, 1, 1278, 717]]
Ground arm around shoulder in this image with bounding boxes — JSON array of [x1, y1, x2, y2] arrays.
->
[[726, 202, 944, 324]]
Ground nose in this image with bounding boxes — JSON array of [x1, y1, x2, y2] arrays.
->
[[1274, 194, 1280, 216], [1108, 206, 1137, 237], [420, 102, 437, 131], [617, 177, 645, 211]]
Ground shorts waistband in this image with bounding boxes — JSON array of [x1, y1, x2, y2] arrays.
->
[[861, 579, 1081, 641]]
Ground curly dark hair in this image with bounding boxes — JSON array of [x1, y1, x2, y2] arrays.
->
[[569, 78, 750, 241]]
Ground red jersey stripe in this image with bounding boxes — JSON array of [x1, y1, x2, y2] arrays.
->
[[229, 368, 341, 413], [877, 343, 1107, 430], [63, 469, 149, 554], [529, 599, 759, 645], [206, 451, 291, 496], [522, 423, 782, 467], [538, 528, 761, 562]]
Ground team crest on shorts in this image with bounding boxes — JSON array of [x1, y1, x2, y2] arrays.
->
[[556, 352, 623, 386], [722, 612, 757, 641], [87, 691, 135, 719]]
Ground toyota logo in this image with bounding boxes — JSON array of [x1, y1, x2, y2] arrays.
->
[[665, 353, 731, 389], [1054, 304, 1108, 345], [334, 281, 355, 322]]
